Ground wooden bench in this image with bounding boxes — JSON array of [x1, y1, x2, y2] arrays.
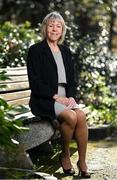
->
[[0, 66, 58, 168], [0, 66, 89, 168]]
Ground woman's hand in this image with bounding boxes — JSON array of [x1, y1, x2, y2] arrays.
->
[[67, 97, 77, 108], [53, 94, 76, 107], [56, 96, 69, 105], [53, 94, 69, 105]]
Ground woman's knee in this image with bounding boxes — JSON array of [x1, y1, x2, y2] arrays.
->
[[75, 109, 87, 124], [59, 110, 77, 128], [68, 111, 77, 127]]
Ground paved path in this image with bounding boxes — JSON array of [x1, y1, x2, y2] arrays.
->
[[55, 130, 117, 180]]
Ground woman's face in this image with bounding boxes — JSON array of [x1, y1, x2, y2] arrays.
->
[[46, 19, 63, 43]]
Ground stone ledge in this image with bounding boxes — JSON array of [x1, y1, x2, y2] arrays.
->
[[17, 119, 55, 151], [88, 124, 112, 140]]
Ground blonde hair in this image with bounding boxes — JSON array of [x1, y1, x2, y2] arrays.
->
[[41, 11, 66, 44]]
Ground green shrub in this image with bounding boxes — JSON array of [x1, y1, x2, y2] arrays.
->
[[0, 98, 29, 149], [83, 71, 117, 126], [0, 71, 28, 148], [65, 22, 117, 126], [0, 21, 41, 67]]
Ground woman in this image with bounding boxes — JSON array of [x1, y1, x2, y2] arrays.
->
[[27, 11, 90, 178]]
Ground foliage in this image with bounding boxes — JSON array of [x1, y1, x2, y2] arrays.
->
[[0, 98, 29, 148], [83, 72, 117, 126], [0, 71, 28, 148], [75, 34, 117, 96], [0, 21, 41, 67], [65, 18, 117, 126], [0, 0, 117, 26], [76, 36, 117, 126]]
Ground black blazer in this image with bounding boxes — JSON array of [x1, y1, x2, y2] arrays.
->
[[27, 39, 77, 120]]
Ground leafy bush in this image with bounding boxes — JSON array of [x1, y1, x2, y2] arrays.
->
[[65, 21, 117, 126], [0, 21, 41, 67], [0, 98, 23, 147], [0, 71, 28, 148], [83, 71, 117, 126], [76, 34, 117, 96]]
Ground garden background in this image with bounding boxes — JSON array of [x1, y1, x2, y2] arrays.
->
[[0, 0, 117, 179]]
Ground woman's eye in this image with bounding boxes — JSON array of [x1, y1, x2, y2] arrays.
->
[[57, 25, 62, 28], [48, 24, 62, 28]]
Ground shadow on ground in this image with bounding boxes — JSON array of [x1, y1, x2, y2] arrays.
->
[[28, 139, 78, 179]]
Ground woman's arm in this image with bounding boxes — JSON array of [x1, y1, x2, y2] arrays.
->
[[27, 45, 56, 99]]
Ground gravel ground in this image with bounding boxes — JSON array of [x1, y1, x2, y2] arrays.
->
[[0, 130, 117, 179], [55, 130, 117, 180]]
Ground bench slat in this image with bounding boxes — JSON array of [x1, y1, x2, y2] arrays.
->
[[0, 76, 28, 84], [8, 97, 29, 106], [0, 67, 27, 76], [0, 82, 29, 92], [6, 70, 27, 76], [15, 111, 34, 120], [0, 66, 26, 71], [0, 90, 30, 101], [8, 105, 30, 117]]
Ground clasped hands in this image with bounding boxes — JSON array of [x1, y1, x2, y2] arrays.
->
[[53, 94, 76, 108]]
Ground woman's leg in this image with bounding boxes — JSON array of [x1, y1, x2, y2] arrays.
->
[[74, 109, 89, 171], [58, 109, 77, 169]]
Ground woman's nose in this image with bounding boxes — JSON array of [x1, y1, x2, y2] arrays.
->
[[52, 26, 56, 31]]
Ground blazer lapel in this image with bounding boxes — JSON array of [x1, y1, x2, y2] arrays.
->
[[41, 40, 57, 68]]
